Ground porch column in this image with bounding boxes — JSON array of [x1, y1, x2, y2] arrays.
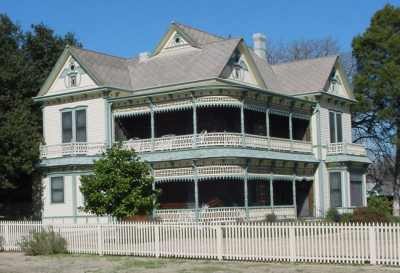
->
[[192, 96, 197, 147], [244, 163, 249, 220], [292, 176, 297, 218], [240, 100, 245, 145], [105, 101, 113, 148], [266, 108, 270, 148], [150, 165, 156, 219], [270, 175, 274, 210], [193, 161, 199, 221], [149, 99, 155, 151], [289, 112, 293, 151]]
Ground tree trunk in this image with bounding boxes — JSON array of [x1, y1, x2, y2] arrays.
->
[[393, 130, 400, 217]]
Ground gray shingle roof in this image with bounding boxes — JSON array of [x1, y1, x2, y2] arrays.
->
[[271, 55, 338, 95], [60, 23, 338, 97], [69, 38, 241, 91], [127, 39, 240, 90]]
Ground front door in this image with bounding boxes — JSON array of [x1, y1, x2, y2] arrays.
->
[[296, 180, 314, 218]]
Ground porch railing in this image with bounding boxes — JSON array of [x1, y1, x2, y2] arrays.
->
[[40, 133, 312, 159], [154, 206, 296, 222], [123, 132, 312, 154], [327, 142, 367, 156], [40, 142, 107, 158]]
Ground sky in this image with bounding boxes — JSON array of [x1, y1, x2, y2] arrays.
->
[[1, 0, 399, 58]]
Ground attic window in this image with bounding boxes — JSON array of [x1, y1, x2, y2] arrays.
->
[[171, 33, 185, 47], [175, 37, 181, 44], [70, 63, 75, 71], [329, 69, 341, 94], [70, 74, 77, 87]]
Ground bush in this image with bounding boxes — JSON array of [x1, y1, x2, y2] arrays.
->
[[351, 207, 390, 223], [367, 196, 392, 216], [340, 213, 353, 223], [19, 230, 67, 255], [326, 208, 341, 222], [265, 213, 277, 222]]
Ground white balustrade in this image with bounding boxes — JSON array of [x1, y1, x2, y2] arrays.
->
[[40, 142, 106, 159], [40, 133, 313, 159], [327, 142, 367, 156], [154, 206, 296, 222]]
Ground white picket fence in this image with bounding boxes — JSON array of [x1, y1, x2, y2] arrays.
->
[[1, 221, 400, 266]]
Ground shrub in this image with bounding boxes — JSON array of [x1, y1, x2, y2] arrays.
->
[[367, 196, 392, 216], [351, 207, 390, 223], [340, 213, 353, 223], [265, 213, 277, 222], [19, 229, 67, 255], [326, 208, 341, 222]]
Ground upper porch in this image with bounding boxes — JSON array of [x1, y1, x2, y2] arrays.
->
[[39, 87, 367, 160]]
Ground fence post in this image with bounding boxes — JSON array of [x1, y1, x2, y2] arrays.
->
[[97, 224, 103, 256], [217, 225, 223, 261], [4, 223, 9, 251], [289, 223, 296, 262], [155, 224, 160, 258], [369, 223, 376, 265]]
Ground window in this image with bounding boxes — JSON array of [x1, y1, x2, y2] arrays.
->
[[329, 111, 343, 143], [75, 109, 87, 142], [329, 172, 342, 208], [62, 111, 73, 143], [70, 74, 77, 87], [61, 108, 87, 143], [350, 173, 363, 207], [51, 176, 64, 203]]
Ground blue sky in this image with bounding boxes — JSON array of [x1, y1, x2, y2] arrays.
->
[[1, 0, 399, 57]]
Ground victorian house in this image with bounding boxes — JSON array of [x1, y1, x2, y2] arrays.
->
[[35, 22, 370, 223]]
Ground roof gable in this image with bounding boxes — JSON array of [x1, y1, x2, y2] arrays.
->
[[220, 42, 266, 88], [153, 22, 224, 56]]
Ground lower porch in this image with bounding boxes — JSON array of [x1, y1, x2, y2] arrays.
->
[[153, 175, 315, 222]]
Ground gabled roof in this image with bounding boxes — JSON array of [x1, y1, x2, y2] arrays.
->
[[69, 47, 132, 90], [173, 22, 224, 46], [37, 22, 344, 99], [127, 38, 241, 90], [271, 55, 339, 95]]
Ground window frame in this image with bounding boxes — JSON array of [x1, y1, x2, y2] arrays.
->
[[350, 173, 363, 207], [329, 171, 343, 208], [50, 176, 65, 204], [329, 110, 343, 143], [60, 107, 88, 143]]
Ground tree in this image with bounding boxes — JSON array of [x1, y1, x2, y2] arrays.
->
[[80, 145, 158, 220], [0, 14, 81, 218], [268, 37, 340, 64], [352, 4, 400, 215]]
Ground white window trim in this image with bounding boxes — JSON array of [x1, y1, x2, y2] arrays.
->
[[60, 106, 88, 143], [329, 110, 343, 143]]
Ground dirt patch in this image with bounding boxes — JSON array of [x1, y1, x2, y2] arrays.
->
[[0, 252, 398, 273]]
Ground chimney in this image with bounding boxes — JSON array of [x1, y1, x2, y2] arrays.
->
[[252, 33, 267, 60], [139, 52, 150, 62]]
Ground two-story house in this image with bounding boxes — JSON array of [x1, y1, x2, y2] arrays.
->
[[35, 22, 370, 223]]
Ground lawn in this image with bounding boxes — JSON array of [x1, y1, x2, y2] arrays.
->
[[0, 253, 398, 273]]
